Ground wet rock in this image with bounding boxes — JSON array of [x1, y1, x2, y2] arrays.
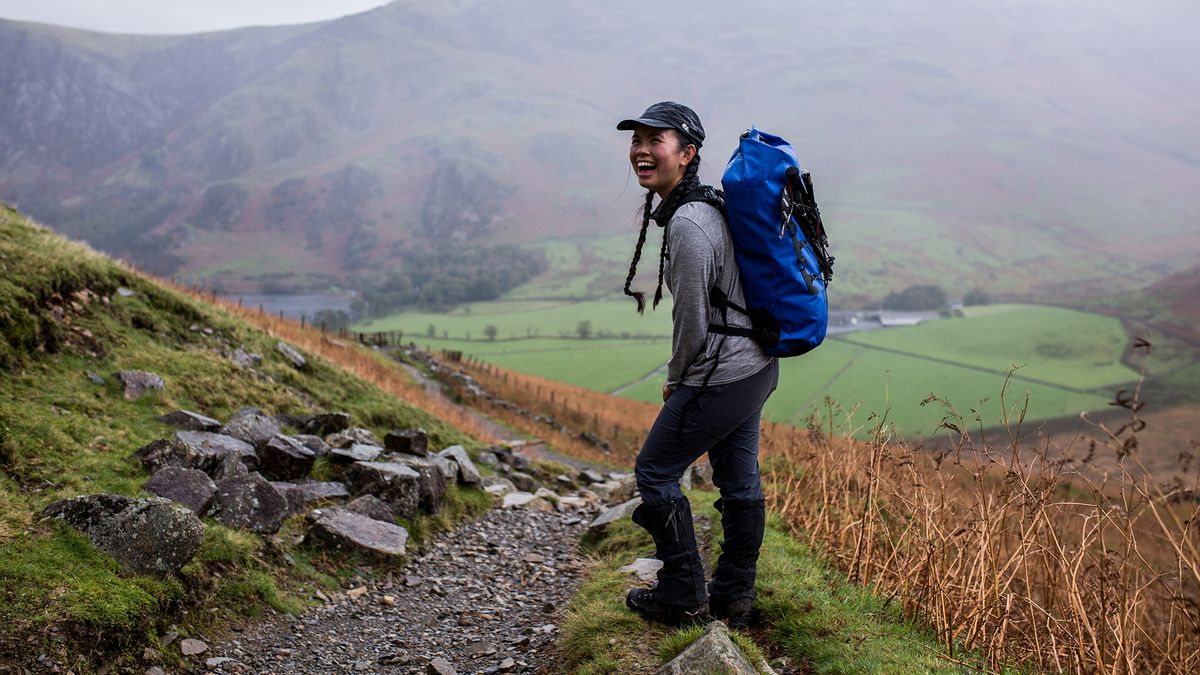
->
[[388, 455, 446, 513], [229, 347, 262, 369], [501, 492, 554, 512], [681, 462, 715, 491], [219, 410, 280, 449], [257, 434, 316, 480], [587, 497, 642, 535], [292, 434, 332, 457], [41, 494, 204, 576], [134, 432, 257, 478], [619, 558, 663, 584], [384, 428, 428, 457], [590, 476, 637, 505], [114, 370, 165, 401], [326, 427, 379, 449], [142, 467, 217, 515], [508, 472, 536, 492], [578, 469, 605, 485], [308, 508, 408, 558], [345, 494, 397, 523], [180, 638, 208, 656], [210, 473, 290, 534], [655, 621, 760, 675], [275, 341, 307, 369], [272, 481, 350, 513], [345, 461, 421, 519], [436, 445, 481, 486], [155, 410, 221, 432], [330, 443, 383, 463], [299, 412, 350, 436]]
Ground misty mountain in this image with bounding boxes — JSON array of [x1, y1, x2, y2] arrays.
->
[[0, 0, 1196, 304]]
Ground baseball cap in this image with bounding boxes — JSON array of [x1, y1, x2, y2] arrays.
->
[[617, 101, 705, 148]]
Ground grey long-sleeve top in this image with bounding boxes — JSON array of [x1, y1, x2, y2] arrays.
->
[[664, 201, 774, 388]]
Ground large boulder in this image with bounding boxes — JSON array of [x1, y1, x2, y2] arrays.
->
[[344, 462, 421, 519], [155, 410, 221, 432], [307, 508, 407, 558], [655, 621, 761, 675], [435, 445, 482, 486], [219, 409, 280, 449], [142, 467, 217, 515], [114, 370, 165, 401], [384, 428, 428, 457], [256, 434, 316, 480], [387, 455, 446, 514], [299, 412, 350, 436], [210, 473, 290, 534], [42, 494, 204, 576]]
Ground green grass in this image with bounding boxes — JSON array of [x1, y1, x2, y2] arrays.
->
[[0, 207, 489, 666], [562, 490, 979, 673], [842, 304, 1138, 390], [392, 297, 1129, 438]]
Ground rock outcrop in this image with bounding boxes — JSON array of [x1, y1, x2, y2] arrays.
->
[[655, 621, 765, 675], [210, 473, 290, 534], [142, 466, 217, 514], [307, 508, 408, 558], [42, 494, 204, 576]]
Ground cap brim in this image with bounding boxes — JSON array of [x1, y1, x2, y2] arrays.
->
[[616, 117, 675, 132]]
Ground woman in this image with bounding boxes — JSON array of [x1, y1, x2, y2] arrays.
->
[[616, 102, 779, 627]]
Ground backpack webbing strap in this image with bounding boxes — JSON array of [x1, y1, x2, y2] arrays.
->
[[708, 286, 755, 337]]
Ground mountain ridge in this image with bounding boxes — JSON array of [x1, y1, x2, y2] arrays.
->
[[1, 0, 1197, 304]]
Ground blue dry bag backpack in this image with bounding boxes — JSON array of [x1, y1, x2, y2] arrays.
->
[[710, 127, 834, 357]]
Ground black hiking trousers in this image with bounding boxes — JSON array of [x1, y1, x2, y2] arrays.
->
[[634, 358, 778, 507], [632, 359, 778, 608]]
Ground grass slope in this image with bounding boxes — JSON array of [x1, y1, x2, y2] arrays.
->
[[0, 206, 489, 667], [562, 489, 980, 673]]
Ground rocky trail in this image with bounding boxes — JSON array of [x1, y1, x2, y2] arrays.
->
[[200, 507, 589, 674], [173, 351, 628, 674]]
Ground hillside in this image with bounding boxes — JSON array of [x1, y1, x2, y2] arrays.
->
[[1, 0, 1197, 307], [0, 204, 494, 666]]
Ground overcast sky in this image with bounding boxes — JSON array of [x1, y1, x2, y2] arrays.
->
[[0, 0, 392, 34]]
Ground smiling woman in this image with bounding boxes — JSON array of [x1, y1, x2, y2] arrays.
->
[[0, 0, 390, 34], [614, 101, 780, 630]]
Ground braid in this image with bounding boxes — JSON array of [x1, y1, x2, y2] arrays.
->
[[623, 190, 655, 313], [649, 154, 702, 308]]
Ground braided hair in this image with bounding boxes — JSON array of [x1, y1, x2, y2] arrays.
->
[[623, 141, 703, 314]]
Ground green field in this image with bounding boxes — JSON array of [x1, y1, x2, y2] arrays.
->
[[366, 303, 1138, 438]]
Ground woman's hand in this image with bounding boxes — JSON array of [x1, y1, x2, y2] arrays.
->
[[662, 384, 673, 402]]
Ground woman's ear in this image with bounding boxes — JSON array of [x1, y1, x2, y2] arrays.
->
[[681, 143, 698, 166]]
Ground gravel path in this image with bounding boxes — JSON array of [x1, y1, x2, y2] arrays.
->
[[199, 507, 591, 674]]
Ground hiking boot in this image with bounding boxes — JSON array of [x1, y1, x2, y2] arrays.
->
[[708, 594, 756, 629], [625, 586, 709, 626], [628, 497, 708, 623], [707, 498, 765, 629]]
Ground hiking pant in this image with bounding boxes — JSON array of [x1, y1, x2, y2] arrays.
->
[[634, 359, 778, 506]]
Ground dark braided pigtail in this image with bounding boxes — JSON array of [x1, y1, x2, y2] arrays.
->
[[649, 154, 702, 309], [623, 190, 656, 314]]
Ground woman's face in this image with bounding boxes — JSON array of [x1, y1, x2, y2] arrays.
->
[[629, 125, 696, 199]]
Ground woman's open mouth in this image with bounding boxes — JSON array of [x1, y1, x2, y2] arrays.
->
[[635, 161, 656, 178]]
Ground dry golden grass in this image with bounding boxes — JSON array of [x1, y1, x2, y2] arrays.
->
[[765, 369, 1200, 673]]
